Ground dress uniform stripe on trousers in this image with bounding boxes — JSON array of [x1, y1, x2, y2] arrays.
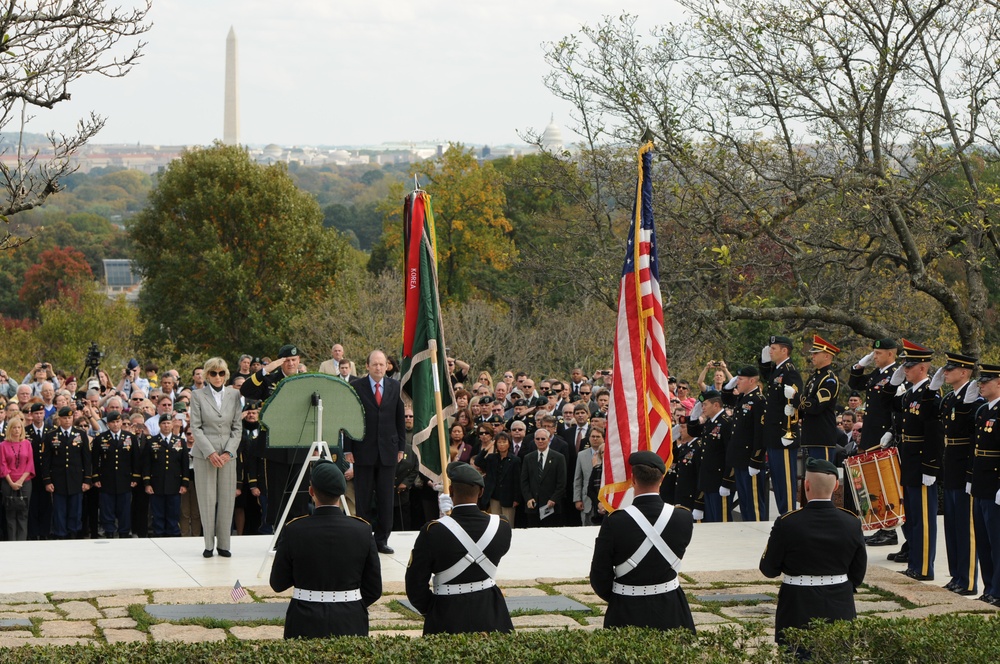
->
[[750, 475, 761, 521], [968, 494, 977, 592], [783, 450, 793, 512], [722, 495, 729, 523], [922, 486, 930, 577]]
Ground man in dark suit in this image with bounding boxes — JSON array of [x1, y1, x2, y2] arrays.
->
[[590, 451, 696, 632], [347, 350, 406, 554], [405, 462, 514, 634], [520, 428, 566, 527], [270, 460, 382, 638], [760, 457, 867, 647]]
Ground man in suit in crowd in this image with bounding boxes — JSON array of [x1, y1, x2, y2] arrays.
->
[[347, 350, 406, 554], [270, 460, 382, 638], [520, 428, 566, 527], [760, 457, 867, 647], [590, 451, 696, 632], [405, 462, 514, 634], [318, 343, 356, 377]]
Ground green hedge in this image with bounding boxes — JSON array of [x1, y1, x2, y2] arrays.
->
[[2, 616, 1000, 663]]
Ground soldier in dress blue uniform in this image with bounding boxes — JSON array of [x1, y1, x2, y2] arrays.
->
[[271, 460, 382, 638], [25, 403, 54, 540], [405, 462, 514, 634], [970, 363, 1000, 606], [759, 335, 804, 514], [848, 338, 900, 548], [888, 339, 942, 581], [41, 406, 92, 539], [689, 390, 733, 523], [590, 451, 696, 632], [932, 352, 981, 595], [722, 366, 768, 521], [662, 415, 702, 510], [798, 335, 842, 462], [760, 457, 867, 647], [142, 414, 189, 537], [91, 411, 138, 538]]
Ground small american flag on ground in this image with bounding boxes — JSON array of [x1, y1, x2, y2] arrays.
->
[[231, 580, 248, 602]]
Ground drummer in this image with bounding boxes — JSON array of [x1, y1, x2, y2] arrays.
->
[[888, 340, 943, 581], [935, 352, 981, 596]]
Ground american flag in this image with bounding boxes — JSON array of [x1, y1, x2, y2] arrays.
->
[[599, 141, 673, 512], [231, 579, 248, 602]]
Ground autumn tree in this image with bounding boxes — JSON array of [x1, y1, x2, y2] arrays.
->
[[545, 1, 1000, 356], [129, 143, 352, 357], [0, 1, 150, 251], [370, 145, 515, 302], [18, 246, 93, 312]]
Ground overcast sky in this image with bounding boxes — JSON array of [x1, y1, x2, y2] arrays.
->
[[34, 0, 686, 147]]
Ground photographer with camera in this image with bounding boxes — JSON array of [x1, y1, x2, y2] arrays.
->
[[22, 363, 60, 397], [0, 370, 17, 401], [697, 360, 733, 393], [115, 359, 150, 402]]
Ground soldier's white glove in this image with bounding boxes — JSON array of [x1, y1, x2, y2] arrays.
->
[[890, 365, 906, 386], [995, 488, 1000, 506], [966, 482, 972, 495], [895, 384, 907, 397], [719, 487, 731, 497], [690, 401, 703, 420], [965, 381, 981, 404], [724, 376, 738, 390], [921, 474, 936, 487], [438, 493, 454, 516], [783, 385, 796, 400], [761, 345, 772, 363], [879, 432, 893, 449], [691, 509, 704, 521], [671, 424, 682, 441], [857, 352, 875, 368], [781, 436, 794, 447], [783, 404, 796, 417], [929, 367, 946, 391], [749, 467, 761, 477]]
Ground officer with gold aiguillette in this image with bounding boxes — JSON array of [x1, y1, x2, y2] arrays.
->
[[799, 335, 842, 463]]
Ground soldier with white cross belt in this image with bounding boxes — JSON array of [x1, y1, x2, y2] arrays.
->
[[405, 462, 514, 634], [589, 451, 696, 632]]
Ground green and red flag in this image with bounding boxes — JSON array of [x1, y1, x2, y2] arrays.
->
[[400, 189, 456, 484]]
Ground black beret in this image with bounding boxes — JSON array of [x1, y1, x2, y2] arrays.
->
[[805, 457, 838, 476], [243, 400, 262, 412], [736, 366, 759, 377], [700, 389, 723, 402], [447, 461, 485, 488], [513, 399, 528, 408], [251, 357, 262, 364], [769, 335, 794, 348], [544, 389, 559, 397], [107, 411, 122, 422], [57, 406, 73, 417], [873, 338, 898, 350], [629, 451, 666, 474], [157, 413, 172, 423], [487, 415, 504, 424], [311, 460, 346, 496], [277, 344, 299, 359], [29, 403, 45, 413], [849, 391, 862, 398], [479, 396, 495, 405]]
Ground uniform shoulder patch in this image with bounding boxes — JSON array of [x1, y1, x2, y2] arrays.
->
[[349, 515, 370, 526]]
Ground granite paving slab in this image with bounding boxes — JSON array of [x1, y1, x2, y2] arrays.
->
[[695, 593, 774, 603], [0, 619, 32, 628], [146, 602, 287, 621]]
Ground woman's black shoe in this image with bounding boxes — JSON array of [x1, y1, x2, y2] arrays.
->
[[203, 549, 214, 558], [217, 549, 232, 558]]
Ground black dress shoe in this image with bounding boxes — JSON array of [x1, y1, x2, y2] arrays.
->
[[203, 549, 214, 558], [955, 588, 978, 596], [979, 593, 997, 603], [904, 569, 934, 581], [217, 549, 231, 558], [944, 581, 960, 591], [888, 549, 908, 562], [867, 530, 898, 546], [377, 544, 394, 554]]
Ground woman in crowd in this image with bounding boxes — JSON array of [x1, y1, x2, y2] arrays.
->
[[475, 430, 520, 524], [230, 354, 253, 385], [189, 357, 242, 558], [448, 423, 473, 463], [0, 416, 34, 540], [97, 369, 115, 397], [574, 427, 606, 526], [477, 371, 493, 390]]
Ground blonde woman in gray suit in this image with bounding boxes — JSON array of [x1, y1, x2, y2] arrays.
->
[[190, 357, 243, 557]]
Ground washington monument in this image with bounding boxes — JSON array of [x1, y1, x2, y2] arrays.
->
[[224, 26, 239, 145]]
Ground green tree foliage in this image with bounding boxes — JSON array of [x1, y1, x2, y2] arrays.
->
[[129, 144, 351, 357], [322, 202, 383, 251], [544, 1, 1000, 356], [369, 145, 515, 302]]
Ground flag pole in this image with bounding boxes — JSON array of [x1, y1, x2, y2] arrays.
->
[[428, 338, 450, 493]]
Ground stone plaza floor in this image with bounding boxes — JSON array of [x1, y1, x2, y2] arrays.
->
[[0, 516, 995, 646]]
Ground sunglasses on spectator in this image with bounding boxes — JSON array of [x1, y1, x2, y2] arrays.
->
[[131, 397, 144, 401], [207, 370, 226, 377], [580, 390, 591, 395]]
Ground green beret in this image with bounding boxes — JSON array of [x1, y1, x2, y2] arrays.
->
[[805, 457, 838, 476], [242, 400, 262, 412], [106, 411, 122, 422], [769, 335, 794, 348], [173, 401, 188, 413], [629, 451, 666, 474], [736, 366, 759, 377], [158, 413, 172, 423], [29, 403, 45, 413], [873, 338, 898, 350], [57, 406, 73, 417], [447, 461, 485, 488], [311, 459, 347, 495], [278, 344, 299, 359]]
